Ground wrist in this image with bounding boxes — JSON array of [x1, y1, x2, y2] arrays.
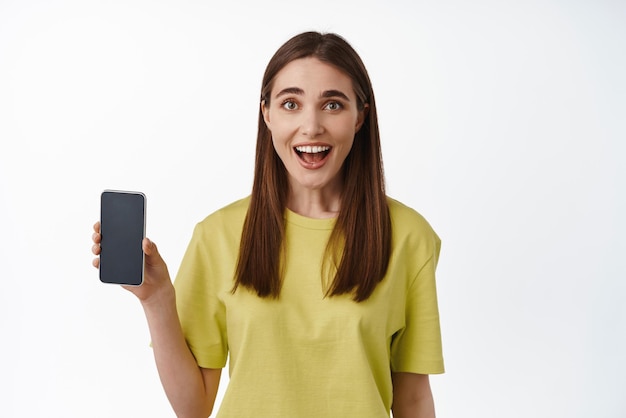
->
[[140, 283, 176, 312]]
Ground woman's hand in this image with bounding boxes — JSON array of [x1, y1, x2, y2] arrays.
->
[[91, 221, 174, 305]]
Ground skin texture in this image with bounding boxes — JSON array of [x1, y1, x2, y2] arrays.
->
[[392, 373, 436, 418], [262, 57, 366, 219], [91, 57, 436, 417]]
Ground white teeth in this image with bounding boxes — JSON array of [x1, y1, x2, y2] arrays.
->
[[295, 145, 330, 153]]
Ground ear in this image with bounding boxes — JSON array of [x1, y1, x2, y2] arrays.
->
[[261, 100, 271, 128], [355, 103, 369, 132]]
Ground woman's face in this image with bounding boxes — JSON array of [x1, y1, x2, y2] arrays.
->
[[262, 57, 367, 195]]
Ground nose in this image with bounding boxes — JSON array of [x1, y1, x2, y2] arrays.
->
[[301, 108, 324, 138]]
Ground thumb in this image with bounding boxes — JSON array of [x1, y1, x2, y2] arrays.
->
[[142, 238, 162, 261], [141, 238, 165, 266]]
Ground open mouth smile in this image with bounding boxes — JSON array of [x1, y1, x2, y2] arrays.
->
[[294, 145, 332, 165]]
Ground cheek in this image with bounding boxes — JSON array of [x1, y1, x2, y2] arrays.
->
[[332, 114, 360, 136], [271, 131, 288, 149], [270, 136, 291, 163], [270, 136, 282, 154], [267, 119, 292, 140], [335, 125, 358, 146]]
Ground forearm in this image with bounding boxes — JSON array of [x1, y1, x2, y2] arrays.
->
[[142, 289, 215, 418], [391, 398, 435, 418], [391, 373, 436, 418]]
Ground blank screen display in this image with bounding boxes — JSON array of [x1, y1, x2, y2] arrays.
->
[[100, 191, 145, 286]]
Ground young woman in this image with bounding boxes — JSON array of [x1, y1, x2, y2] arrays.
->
[[92, 31, 444, 418]]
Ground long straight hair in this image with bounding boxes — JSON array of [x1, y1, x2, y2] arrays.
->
[[234, 32, 391, 302]]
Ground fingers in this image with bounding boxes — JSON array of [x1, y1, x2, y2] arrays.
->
[[92, 221, 101, 269], [92, 222, 101, 256]]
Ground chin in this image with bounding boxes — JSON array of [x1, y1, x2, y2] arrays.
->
[[295, 174, 338, 191], [296, 180, 327, 190]]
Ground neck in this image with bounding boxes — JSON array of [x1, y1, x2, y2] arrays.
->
[[286, 181, 342, 219]]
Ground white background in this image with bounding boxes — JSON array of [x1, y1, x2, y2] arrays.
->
[[1, 0, 624, 417]]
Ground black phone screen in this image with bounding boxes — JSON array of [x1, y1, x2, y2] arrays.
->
[[99, 190, 146, 286]]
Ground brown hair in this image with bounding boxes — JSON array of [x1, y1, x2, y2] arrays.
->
[[234, 32, 391, 302]]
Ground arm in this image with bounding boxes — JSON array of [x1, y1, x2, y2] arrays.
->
[[142, 285, 221, 418], [92, 223, 221, 417], [391, 372, 436, 418]]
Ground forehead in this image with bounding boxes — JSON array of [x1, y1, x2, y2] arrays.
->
[[271, 57, 354, 97]]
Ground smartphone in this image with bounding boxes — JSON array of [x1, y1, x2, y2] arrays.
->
[[99, 190, 146, 286]]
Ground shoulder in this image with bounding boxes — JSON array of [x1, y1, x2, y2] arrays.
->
[[196, 196, 250, 232], [179, 197, 250, 270], [386, 197, 440, 259], [387, 197, 437, 237], [185, 197, 250, 250]]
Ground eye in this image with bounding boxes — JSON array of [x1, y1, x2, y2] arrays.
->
[[324, 101, 343, 111], [281, 100, 299, 111]]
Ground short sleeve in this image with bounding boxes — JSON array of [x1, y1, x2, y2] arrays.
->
[[174, 222, 229, 369], [390, 237, 444, 374]]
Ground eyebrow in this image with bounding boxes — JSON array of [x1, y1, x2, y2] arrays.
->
[[274, 87, 351, 102]]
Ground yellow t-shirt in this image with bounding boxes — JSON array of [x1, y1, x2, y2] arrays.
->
[[174, 196, 444, 417]]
